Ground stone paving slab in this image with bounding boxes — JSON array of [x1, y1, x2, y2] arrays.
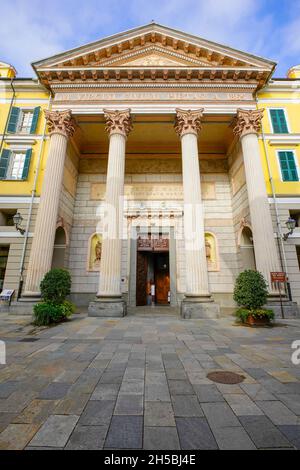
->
[[28, 415, 79, 448], [0, 312, 300, 449]]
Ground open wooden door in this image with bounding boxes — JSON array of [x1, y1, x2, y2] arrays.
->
[[136, 252, 148, 306]]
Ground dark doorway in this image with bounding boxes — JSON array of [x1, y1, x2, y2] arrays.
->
[[0, 246, 9, 290], [136, 250, 170, 306]]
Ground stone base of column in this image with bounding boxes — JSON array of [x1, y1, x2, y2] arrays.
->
[[88, 298, 127, 318], [181, 296, 220, 319], [3, 298, 39, 315], [265, 299, 299, 319]]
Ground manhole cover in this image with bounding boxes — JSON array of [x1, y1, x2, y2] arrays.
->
[[207, 371, 245, 384]]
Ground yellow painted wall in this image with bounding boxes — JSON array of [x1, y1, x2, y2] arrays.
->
[[257, 81, 300, 196], [0, 80, 51, 196]]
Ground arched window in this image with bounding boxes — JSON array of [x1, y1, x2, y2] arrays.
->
[[239, 226, 256, 271], [51, 226, 67, 269]]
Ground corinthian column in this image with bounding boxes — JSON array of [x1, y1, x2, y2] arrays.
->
[[88, 109, 132, 317], [233, 109, 281, 292], [175, 109, 219, 318], [24, 110, 75, 296]]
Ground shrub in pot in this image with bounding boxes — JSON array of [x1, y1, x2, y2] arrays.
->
[[233, 270, 274, 325], [33, 269, 75, 326]]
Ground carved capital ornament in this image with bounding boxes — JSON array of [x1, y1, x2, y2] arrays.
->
[[44, 110, 76, 138], [233, 108, 264, 138], [104, 109, 133, 138], [174, 108, 204, 138]]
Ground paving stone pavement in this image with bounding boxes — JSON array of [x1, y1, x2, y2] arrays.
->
[[0, 309, 300, 450]]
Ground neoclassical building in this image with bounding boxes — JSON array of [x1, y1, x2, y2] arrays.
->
[[0, 24, 299, 317]]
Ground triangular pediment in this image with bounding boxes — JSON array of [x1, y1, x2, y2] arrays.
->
[[32, 23, 276, 86], [100, 46, 210, 68]]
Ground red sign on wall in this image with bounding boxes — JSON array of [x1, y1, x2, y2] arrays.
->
[[271, 272, 287, 283]]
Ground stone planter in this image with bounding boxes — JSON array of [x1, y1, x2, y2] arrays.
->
[[246, 315, 270, 326]]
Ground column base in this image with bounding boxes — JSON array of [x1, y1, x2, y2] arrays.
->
[[88, 297, 127, 318], [181, 296, 220, 319]]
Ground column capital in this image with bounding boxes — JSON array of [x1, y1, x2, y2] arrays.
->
[[174, 108, 204, 138], [44, 110, 76, 138], [233, 108, 264, 138], [104, 109, 133, 138]]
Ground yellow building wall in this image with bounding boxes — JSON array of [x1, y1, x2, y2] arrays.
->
[[257, 85, 300, 196], [0, 82, 51, 196]]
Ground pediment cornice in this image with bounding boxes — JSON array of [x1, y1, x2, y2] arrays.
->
[[32, 23, 276, 89]]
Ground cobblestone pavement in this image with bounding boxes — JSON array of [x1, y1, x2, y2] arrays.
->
[[0, 308, 300, 450]]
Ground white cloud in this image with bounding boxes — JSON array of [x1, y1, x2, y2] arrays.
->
[[0, 0, 297, 77]]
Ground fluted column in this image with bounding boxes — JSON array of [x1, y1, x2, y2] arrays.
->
[[24, 110, 75, 296], [175, 109, 210, 298], [97, 109, 132, 298], [233, 109, 281, 292]]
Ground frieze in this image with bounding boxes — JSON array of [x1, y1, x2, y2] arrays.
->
[[79, 158, 228, 174], [90, 182, 216, 201], [54, 91, 252, 102]]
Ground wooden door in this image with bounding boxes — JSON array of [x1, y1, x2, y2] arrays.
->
[[155, 254, 170, 304], [136, 252, 148, 306]]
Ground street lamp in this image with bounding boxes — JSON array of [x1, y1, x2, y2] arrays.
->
[[13, 212, 25, 235], [283, 217, 296, 241]]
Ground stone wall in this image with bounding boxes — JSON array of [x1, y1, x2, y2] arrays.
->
[[68, 158, 240, 307]]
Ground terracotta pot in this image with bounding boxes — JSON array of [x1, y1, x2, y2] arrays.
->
[[246, 315, 270, 326]]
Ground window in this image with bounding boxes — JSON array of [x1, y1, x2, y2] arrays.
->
[[8, 152, 26, 179], [0, 148, 32, 180], [278, 151, 299, 182], [7, 107, 40, 134], [19, 111, 34, 133], [289, 210, 300, 228], [270, 109, 289, 134]]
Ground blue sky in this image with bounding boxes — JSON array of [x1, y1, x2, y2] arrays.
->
[[1, 0, 300, 77]]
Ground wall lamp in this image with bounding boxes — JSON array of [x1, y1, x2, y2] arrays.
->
[[13, 212, 25, 235], [283, 217, 296, 241]]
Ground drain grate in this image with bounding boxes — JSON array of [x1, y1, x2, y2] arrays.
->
[[207, 371, 245, 384]]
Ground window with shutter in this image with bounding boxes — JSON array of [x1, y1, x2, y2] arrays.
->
[[0, 149, 11, 179], [21, 149, 32, 180], [30, 107, 40, 134], [7, 107, 20, 133], [270, 109, 289, 134], [278, 151, 299, 181]]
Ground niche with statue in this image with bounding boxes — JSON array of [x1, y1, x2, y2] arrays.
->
[[205, 232, 219, 271], [87, 233, 102, 272]]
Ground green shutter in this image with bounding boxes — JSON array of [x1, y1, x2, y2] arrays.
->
[[0, 149, 11, 179], [7, 107, 20, 133], [270, 109, 288, 134], [279, 151, 299, 181], [30, 107, 40, 134], [21, 149, 32, 180]]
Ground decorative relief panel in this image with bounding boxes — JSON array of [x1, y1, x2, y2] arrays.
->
[[90, 182, 216, 201]]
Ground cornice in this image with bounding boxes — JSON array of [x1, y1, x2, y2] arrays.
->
[[51, 82, 257, 90]]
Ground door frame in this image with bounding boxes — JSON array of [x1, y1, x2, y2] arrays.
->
[[129, 226, 177, 307]]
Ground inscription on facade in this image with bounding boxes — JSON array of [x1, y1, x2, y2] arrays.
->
[[90, 182, 215, 201], [55, 91, 252, 103]]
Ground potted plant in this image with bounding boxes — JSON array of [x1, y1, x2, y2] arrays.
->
[[33, 268, 75, 326], [233, 270, 275, 326]]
